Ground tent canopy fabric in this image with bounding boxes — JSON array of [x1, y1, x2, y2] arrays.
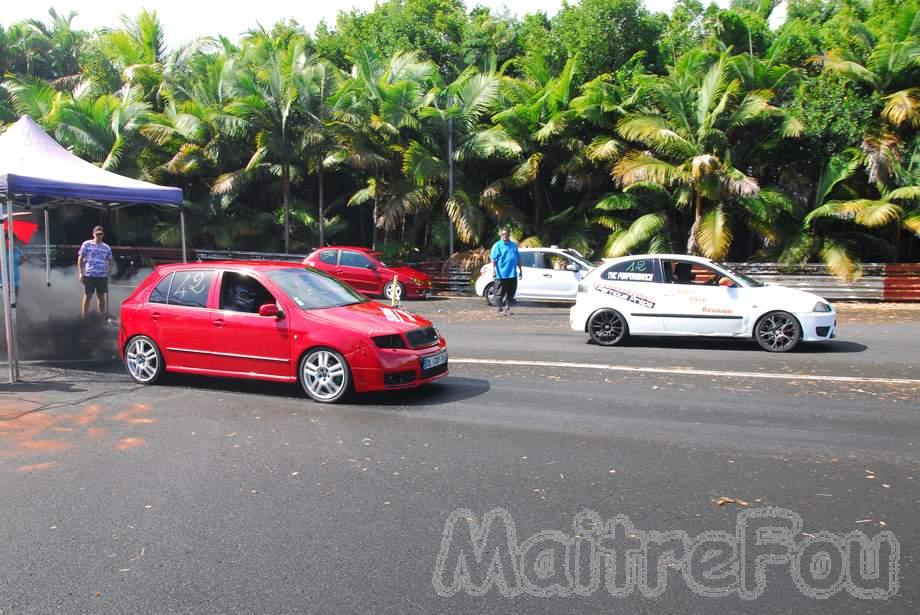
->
[[0, 115, 183, 208]]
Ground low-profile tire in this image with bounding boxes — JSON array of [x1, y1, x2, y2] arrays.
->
[[299, 348, 352, 403], [588, 309, 629, 346], [383, 280, 405, 302], [484, 282, 497, 306], [124, 335, 164, 384], [754, 311, 802, 353]]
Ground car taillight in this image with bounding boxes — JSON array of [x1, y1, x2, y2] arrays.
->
[[372, 334, 406, 349]]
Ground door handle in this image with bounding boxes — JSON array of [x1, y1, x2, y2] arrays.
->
[[542, 273, 552, 278], [151, 312, 161, 321], [213, 319, 225, 328]]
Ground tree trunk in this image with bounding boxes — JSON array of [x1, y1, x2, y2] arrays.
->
[[894, 225, 902, 263], [686, 191, 703, 255], [372, 174, 380, 250], [533, 179, 543, 235], [282, 163, 290, 253], [317, 159, 325, 247]]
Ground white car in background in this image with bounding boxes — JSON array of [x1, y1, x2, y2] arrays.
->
[[475, 247, 595, 305], [570, 254, 837, 352]]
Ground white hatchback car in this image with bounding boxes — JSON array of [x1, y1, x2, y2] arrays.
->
[[570, 254, 837, 352], [476, 247, 595, 305]]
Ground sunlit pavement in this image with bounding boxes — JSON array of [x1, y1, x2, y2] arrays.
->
[[1, 297, 918, 613]]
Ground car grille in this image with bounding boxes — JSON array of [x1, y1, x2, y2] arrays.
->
[[816, 326, 831, 337], [384, 371, 416, 386], [421, 360, 448, 379], [405, 326, 439, 348]]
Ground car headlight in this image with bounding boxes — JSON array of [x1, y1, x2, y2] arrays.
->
[[812, 301, 832, 312], [372, 334, 406, 349]]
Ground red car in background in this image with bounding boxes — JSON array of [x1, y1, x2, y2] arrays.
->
[[303, 246, 432, 300], [119, 262, 448, 403]]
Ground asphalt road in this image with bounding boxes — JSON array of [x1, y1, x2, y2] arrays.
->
[[1, 298, 918, 613]]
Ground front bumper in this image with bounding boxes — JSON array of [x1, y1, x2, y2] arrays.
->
[[796, 311, 838, 341], [350, 340, 448, 392]]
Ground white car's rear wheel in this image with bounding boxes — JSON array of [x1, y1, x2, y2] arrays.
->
[[588, 309, 628, 346], [755, 311, 802, 352]]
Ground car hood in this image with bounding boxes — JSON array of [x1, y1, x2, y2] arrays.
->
[[389, 266, 429, 281], [751, 285, 831, 311], [303, 301, 433, 336]]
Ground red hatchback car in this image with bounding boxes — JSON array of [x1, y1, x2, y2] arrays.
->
[[303, 246, 432, 300], [119, 262, 448, 403]]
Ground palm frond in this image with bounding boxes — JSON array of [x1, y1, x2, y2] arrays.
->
[[697, 206, 733, 260], [882, 88, 920, 129], [821, 239, 862, 281], [604, 213, 667, 257]]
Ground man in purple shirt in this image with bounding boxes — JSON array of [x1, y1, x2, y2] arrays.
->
[[77, 226, 113, 318]]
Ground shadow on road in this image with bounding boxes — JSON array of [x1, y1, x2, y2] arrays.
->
[[590, 337, 868, 353], [153, 373, 489, 407], [351, 376, 489, 407]]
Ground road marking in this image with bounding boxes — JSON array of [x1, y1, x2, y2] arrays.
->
[[451, 358, 920, 386]]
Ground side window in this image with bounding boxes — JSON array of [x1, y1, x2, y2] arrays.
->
[[148, 273, 172, 304], [518, 252, 538, 268], [601, 259, 659, 283], [319, 249, 338, 265], [664, 261, 724, 286], [167, 270, 216, 308], [340, 251, 372, 268], [220, 272, 276, 314]]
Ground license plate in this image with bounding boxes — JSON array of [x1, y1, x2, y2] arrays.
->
[[422, 349, 447, 370]]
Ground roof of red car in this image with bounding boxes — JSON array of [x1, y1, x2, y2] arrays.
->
[[157, 260, 306, 272], [308, 245, 377, 254]]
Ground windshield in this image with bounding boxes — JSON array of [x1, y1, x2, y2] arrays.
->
[[267, 268, 367, 310], [370, 253, 396, 268], [563, 250, 594, 270], [719, 265, 764, 287]]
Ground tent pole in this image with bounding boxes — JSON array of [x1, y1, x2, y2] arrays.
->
[[180, 208, 187, 263], [8, 199, 19, 380], [44, 208, 52, 322], [1, 199, 15, 382]]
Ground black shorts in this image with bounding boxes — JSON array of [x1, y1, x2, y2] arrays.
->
[[83, 276, 108, 296]]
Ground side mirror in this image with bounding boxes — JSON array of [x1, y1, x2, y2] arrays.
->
[[565, 263, 579, 272], [258, 303, 283, 318], [718, 277, 735, 288], [366, 263, 378, 271]]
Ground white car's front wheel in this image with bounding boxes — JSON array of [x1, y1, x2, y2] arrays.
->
[[484, 282, 497, 306], [588, 309, 628, 346], [755, 311, 802, 352]]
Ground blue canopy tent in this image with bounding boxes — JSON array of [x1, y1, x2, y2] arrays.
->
[[0, 115, 185, 382]]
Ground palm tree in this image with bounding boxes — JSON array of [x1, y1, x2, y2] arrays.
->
[[96, 10, 168, 106], [214, 33, 312, 252], [477, 55, 581, 242], [402, 65, 506, 245], [296, 59, 344, 246], [614, 49, 797, 258], [334, 46, 441, 248], [746, 156, 899, 279]]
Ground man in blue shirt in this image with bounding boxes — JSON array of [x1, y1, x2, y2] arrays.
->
[[489, 228, 522, 315]]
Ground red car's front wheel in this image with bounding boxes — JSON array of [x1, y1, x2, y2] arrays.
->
[[299, 348, 352, 403]]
